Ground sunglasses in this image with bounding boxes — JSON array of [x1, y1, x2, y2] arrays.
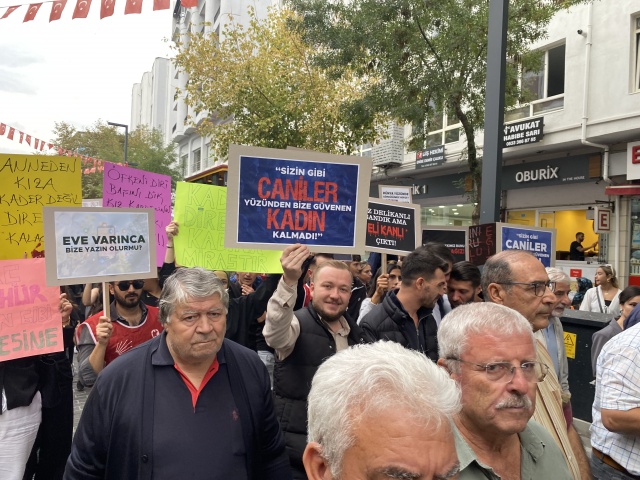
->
[[116, 280, 145, 291]]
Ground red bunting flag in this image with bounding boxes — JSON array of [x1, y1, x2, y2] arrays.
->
[[34, 139, 39, 149], [0, 123, 5, 135], [100, 0, 114, 18], [181, 0, 197, 7], [25, 134, 32, 145], [124, 0, 141, 14], [19, 131, 24, 143], [72, 0, 91, 19], [8, 127, 15, 140], [23, 3, 42, 22], [50, 0, 67, 21], [153, 0, 169, 10], [1, 6, 19, 19], [40, 142, 45, 151]]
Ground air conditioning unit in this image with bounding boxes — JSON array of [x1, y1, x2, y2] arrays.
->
[[372, 123, 404, 167]]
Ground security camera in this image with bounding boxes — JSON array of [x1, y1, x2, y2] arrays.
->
[[577, 29, 587, 37]]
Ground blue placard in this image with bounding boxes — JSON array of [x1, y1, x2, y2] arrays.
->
[[236, 155, 361, 247], [501, 226, 553, 267]]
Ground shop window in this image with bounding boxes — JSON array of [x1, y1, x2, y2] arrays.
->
[[634, 16, 640, 92], [505, 44, 566, 122]]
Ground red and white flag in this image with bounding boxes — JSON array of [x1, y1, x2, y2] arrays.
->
[[34, 139, 40, 149], [40, 141, 45, 151], [19, 131, 24, 143], [72, 0, 91, 19], [100, 0, 114, 18], [48, 143, 53, 149], [0, 124, 6, 135], [124, 0, 141, 15], [49, 0, 67, 21], [153, 0, 169, 10], [25, 134, 32, 145], [8, 127, 15, 140], [23, 3, 42, 22], [1, 6, 19, 20]]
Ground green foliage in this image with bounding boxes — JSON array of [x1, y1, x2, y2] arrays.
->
[[173, 6, 388, 160], [289, 0, 589, 209], [52, 121, 181, 200]]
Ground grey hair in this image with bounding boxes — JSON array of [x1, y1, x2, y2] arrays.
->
[[546, 267, 570, 285], [481, 250, 538, 298], [158, 267, 229, 325], [438, 303, 534, 373], [307, 341, 461, 478]]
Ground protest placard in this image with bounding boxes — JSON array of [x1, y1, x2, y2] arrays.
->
[[0, 154, 81, 260], [500, 225, 555, 267], [226, 145, 372, 253], [469, 223, 497, 266], [422, 227, 468, 262], [174, 182, 282, 273], [102, 162, 172, 266], [366, 199, 421, 255], [42, 207, 157, 286], [0, 258, 63, 361]]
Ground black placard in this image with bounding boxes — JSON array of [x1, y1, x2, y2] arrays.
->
[[366, 201, 418, 255], [468, 223, 497, 266], [422, 229, 467, 263]]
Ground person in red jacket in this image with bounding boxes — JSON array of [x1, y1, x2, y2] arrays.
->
[[76, 279, 162, 387]]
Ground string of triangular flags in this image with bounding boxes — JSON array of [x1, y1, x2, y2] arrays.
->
[[0, 0, 197, 23], [0, 122, 122, 174]]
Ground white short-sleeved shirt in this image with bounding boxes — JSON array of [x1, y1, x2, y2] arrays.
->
[[590, 324, 640, 474]]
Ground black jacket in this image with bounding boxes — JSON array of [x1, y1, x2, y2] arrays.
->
[[359, 290, 439, 362], [273, 305, 366, 479], [0, 357, 39, 413]]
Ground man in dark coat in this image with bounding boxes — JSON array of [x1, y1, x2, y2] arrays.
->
[[359, 246, 448, 362], [65, 267, 290, 480]]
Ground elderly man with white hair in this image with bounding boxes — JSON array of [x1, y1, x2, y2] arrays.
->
[[438, 302, 573, 479], [303, 341, 461, 480]]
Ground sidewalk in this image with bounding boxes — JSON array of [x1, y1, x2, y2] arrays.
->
[[72, 358, 91, 433]]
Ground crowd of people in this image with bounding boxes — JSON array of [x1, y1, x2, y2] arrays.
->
[[3, 222, 640, 479]]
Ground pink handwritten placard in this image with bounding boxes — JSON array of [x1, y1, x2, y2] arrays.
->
[[102, 162, 172, 266], [0, 258, 63, 361]]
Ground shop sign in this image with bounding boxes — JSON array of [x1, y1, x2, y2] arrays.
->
[[627, 141, 640, 180], [502, 155, 592, 190], [503, 117, 543, 147], [378, 185, 413, 203], [416, 145, 445, 169], [594, 207, 611, 233]]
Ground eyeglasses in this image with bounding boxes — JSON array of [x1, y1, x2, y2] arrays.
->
[[447, 358, 549, 383], [116, 280, 145, 291], [496, 281, 555, 297]]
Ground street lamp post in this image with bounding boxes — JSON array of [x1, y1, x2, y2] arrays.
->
[[107, 121, 129, 166]]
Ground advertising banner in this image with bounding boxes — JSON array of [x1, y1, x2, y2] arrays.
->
[[102, 162, 172, 267], [422, 227, 468, 262], [0, 154, 81, 260], [174, 182, 282, 273], [43, 207, 156, 285], [365, 199, 421, 255], [226, 145, 372, 253], [0, 258, 63, 361]]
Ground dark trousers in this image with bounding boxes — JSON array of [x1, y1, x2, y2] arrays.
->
[[23, 353, 73, 480]]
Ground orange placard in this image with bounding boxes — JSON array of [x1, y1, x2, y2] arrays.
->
[[0, 258, 63, 361]]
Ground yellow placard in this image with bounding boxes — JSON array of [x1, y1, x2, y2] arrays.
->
[[0, 155, 82, 260], [564, 331, 576, 359], [174, 183, 283, 273]]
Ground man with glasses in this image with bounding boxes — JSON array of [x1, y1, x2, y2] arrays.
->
[[482, 250, 590, 480], [438, 302, 572, 479], [76, 279, 162, 387]]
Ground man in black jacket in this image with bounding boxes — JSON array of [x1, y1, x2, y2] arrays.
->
[[359, 246, 448, 362], [65, 267, 290, 480], [264, 244, 366, 479]]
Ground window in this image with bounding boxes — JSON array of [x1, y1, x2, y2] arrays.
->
[[192, 148, 201, 172], [506, 44, 566, 122], [634, 16, 640, 92], [181, 154, 188, 178], [425, 111, 461, 147]]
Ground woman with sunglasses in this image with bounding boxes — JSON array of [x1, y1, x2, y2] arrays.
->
[[579, 264, 622, 318]]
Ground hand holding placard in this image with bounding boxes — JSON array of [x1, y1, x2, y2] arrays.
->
[[95, 316, 113, 346], [281, 244, 310, 287]]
